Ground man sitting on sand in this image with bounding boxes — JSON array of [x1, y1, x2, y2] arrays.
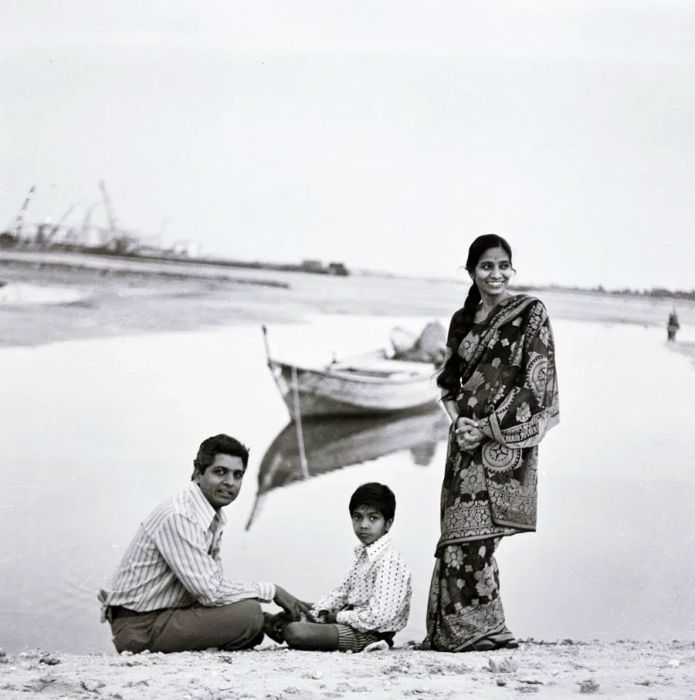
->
[[99, 433, 308, 653], [267, 482, 412, 653]]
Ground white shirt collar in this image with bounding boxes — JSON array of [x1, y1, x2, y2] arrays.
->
[[185, 482, 227, 529], [354, 532, 393, 561]]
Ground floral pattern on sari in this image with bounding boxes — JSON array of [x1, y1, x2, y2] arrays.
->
[[423, 537, 513, 651], [437, 295, 559, 548]]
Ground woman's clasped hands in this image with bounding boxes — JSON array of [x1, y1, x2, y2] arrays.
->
[[454, 416, 484, 452]]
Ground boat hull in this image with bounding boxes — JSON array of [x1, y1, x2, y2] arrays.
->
[[271, 359, 438, 418]]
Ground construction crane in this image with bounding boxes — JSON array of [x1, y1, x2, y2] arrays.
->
[[97, 180, 139, 254], [156, 217, 170, 241], [40, 202, 78, 246], [78, 202, 99, 244], [98, 179, 118, 234], [7, 185, 36, 238]]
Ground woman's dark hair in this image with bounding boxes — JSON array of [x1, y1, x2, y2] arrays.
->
[[192, 434, 250, 478], [349, 482, 396, 522], [437, 234, 513, 399]]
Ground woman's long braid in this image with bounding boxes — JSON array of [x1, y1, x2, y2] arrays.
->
[[459, 281, 482, 328], [437, 281, 481, 399]]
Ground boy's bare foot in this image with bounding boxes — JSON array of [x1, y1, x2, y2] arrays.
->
[[263, 612, 290, 644]]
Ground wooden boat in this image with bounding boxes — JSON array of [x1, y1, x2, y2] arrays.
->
[[262, 327, 439, 419], [245, 408, 449, 529]]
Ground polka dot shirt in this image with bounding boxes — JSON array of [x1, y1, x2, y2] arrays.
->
[[312, 533, 412, 633]]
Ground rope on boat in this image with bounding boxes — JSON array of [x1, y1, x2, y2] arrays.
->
[[262, 325, 309, 478], [291, 365, 309, 478]]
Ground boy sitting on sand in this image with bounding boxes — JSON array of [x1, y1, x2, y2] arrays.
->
[[267, 482, 412, 652]]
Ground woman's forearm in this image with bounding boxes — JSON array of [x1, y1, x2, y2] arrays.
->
[[440, 396, 459, 425]]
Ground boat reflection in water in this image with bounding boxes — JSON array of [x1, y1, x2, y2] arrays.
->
[[246, 407, 450, 529]]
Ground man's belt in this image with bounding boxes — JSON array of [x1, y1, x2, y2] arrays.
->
[[108, 605, 144, 620], [107, 605, 174, 621]]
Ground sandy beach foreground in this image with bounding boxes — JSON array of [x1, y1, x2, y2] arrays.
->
[[2, 641, 694, 699]]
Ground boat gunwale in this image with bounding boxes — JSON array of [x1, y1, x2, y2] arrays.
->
[[271, 359, 435, 386]]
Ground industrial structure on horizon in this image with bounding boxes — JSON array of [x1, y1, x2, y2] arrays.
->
[[1, 184, 349, 276]]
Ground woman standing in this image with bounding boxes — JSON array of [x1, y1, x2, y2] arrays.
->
[[422, 234, 559, 652]]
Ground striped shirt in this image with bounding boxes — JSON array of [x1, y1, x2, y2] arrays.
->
[[312, 533, 412, 633], [99, 483, 275, 616]]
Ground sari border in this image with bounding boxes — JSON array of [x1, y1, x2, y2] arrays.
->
[[490, 518, 537, 531], [444, 623, 515, 653], [436, 529, 524, 553], [487, 411, 505, 443]]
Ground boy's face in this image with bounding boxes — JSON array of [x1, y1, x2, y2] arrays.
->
[[351, 504, 392, 546]]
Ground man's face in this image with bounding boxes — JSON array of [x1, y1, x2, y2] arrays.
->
[[194, 453, 246, 510]]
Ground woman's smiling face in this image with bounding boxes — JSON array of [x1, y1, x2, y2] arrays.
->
[[471, 246, 514, 299]]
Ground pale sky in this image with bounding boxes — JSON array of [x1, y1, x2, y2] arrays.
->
[[2, 1, 694, 289]]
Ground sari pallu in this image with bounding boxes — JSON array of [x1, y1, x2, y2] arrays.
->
[[424, 295, 559, 651]]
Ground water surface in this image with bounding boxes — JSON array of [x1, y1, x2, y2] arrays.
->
[[1, 314, 693, 653]]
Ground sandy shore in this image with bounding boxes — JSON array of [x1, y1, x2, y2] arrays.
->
[[2, 641, 694, 699]]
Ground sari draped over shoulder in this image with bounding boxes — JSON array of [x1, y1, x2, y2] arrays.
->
[[438, 294, 559, 548]]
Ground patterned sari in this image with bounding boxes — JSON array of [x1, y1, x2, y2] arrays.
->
[[423, 294, 559, 651]]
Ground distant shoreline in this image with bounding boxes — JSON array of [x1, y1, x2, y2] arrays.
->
[[0, 250, 290, 288], [2, 248, 694, 349], [0, 244, 348, 278], [1, 246, 693, 300]]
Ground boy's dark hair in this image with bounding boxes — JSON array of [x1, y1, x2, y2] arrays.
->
[[191, 434, 249, 479], [349, 482, 396, 521]]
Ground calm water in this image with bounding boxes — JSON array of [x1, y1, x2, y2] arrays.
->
[[1, 313, 694, 653]]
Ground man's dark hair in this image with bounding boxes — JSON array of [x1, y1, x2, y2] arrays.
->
[[191, 434, 249, 479], [349, 482, 396, 521]]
